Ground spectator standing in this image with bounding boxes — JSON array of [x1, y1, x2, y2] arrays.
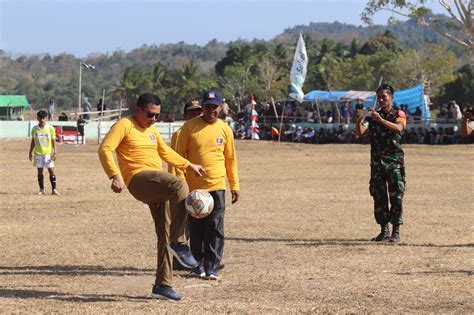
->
[[284, 103, 293, 120], [340, 102, 350, 124], [447, 102, 454, 119], [460, 107, 473, 137], [452, 101, 462, 120], [220, 98, 230, 119], [96, 98, 106, 116], [413, 106, 422, 122], [76, 115, 87, 145], [82, 97, 92, 120], [47, 98, 55, 120]]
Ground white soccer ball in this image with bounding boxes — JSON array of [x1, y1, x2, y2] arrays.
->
[[185, 189, 214, 219]]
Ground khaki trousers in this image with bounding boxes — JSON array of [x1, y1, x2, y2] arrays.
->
[[128, 170, 189, 286]]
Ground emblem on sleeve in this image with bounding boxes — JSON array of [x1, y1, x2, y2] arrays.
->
[[216, 137, 223, 146]]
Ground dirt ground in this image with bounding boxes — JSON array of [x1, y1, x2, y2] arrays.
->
[[0, 139, 472, 313]]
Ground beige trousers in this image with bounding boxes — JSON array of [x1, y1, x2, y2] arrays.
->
[[128, 170, 189, 286]]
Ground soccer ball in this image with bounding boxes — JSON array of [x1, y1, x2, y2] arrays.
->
[[185, 189, 214, 219]]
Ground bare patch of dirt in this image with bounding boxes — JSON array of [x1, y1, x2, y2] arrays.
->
[[1, 140, 472, 313]]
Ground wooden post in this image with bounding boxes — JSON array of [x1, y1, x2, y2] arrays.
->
[[278, 100, 285, 143]]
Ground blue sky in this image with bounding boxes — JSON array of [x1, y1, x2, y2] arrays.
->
[[0, 0, 444, 57]]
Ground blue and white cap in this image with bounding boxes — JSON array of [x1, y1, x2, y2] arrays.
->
[[202, 89, 223, 106]]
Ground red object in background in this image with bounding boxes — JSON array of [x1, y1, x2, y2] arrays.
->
[[54, 125, 78, 144]]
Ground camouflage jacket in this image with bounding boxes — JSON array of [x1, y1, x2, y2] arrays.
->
[[366, 108, 405, 168]]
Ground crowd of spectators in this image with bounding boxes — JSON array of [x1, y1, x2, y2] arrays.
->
[[227, 99, 473, 144], [233, 122, 472, 144]]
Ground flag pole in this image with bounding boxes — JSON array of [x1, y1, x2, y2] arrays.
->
[[78, 61, 82, 119], [270, 97, 278, 119], [278, 100, 285, 143], [372, 76, 383, 110], [270, 97, 279, 144], [315, 101, 322, 123]]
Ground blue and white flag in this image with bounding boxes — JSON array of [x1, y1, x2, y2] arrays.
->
[[289, 33, 307, 103]]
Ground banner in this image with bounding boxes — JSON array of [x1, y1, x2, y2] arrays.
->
[[289, 33, 308, 103]]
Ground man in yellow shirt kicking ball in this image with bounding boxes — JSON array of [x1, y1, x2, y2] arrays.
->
[[176, 88, 240, 280], [98, 93, 206, 301]]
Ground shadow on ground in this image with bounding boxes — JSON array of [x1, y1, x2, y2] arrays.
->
[[0, 265, 154, 277], [394, 270, 473, 276], [227, 237, 474, 248], [0, 287, 149, 302]]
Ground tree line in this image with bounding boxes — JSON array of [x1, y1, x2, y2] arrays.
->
[[0, 18, 472, 117]]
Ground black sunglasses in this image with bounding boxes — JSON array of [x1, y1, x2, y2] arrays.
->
[[143, 108, 161, 119]]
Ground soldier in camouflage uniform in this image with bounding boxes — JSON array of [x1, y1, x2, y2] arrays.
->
[[355, 84, 406, 243]]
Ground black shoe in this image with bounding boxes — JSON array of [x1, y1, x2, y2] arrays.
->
[[389, 224, 401, 243], [205, 268, 220, 280], [172, 257, 189, 271], [217, 263, 225, 271], [167, 243, 198, 269], [371, 224, 390, 242], [151, 284, 182, 301], [189, 265, 205, 278]]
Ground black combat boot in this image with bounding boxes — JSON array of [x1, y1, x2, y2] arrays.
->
[[372, 224, 390, 241], [389, 224, 400, 243]]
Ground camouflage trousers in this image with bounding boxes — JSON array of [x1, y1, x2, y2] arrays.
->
[[369, 164, 406, 225]]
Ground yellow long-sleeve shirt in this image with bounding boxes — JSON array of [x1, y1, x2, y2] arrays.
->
[[175, 117, 239, 192], [98, 116, 190, 186], [168, 128, 181, 176]]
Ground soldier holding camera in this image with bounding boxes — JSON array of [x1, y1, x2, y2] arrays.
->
[[355, 84, 406, 243]]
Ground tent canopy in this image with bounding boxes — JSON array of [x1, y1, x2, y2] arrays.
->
[[303, 84, 430, 120], [339, 91, 375, 101], [0, 95, 30, 108], [304, 91, 348, 102], [364, 84, 429, 120], [304, 90, 376, 102]]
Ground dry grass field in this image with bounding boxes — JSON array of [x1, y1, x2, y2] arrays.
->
[[0, 139, 473, 313]]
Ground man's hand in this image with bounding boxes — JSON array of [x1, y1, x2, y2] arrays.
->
[[371, 110, 383, 122], [231, 190, 240, 204], [187, 163, 206, 177], [111, 174, 126, 193], [52, 152, 57, 161], [356, 109, 371, 124], [28, 152, 33, 161]]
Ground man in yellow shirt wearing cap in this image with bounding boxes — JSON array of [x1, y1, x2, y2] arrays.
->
[[176, 88, 240, 280]]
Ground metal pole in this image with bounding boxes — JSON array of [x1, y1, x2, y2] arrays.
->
[[315, 101, 322, 123], [78, 61, 82, 116], [421, 81, 425, 124], [101, 89, 106, 121]]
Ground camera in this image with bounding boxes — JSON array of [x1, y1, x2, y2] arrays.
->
[[358, 108, 373, 117]]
